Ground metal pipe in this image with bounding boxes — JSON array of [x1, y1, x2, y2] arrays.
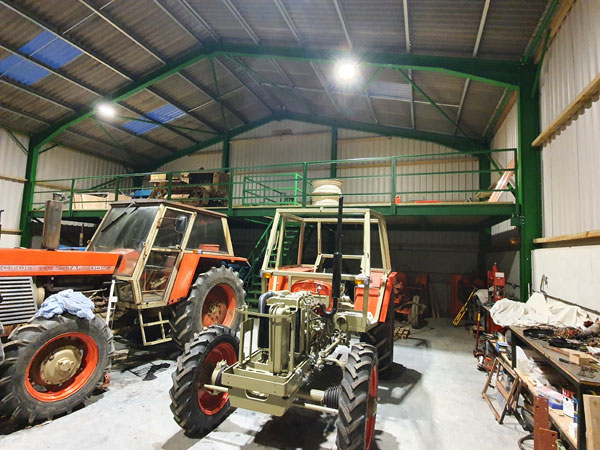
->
[[203, 384, 229, 393], [323, 196, 343, 318], [292, 400, 337, 415]]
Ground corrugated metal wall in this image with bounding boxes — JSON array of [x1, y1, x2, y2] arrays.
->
[[0, 127, 129, 247], [0, 128, 28, 248], [158, 120, 480, 207], [158, 143, 223, 172], [539, 0, 600, 238], [489, 103, 518, 241], [33, 145, 129, 210], [339, 130, 479, 204]]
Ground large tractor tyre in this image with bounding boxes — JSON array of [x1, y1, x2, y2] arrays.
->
[[0, 320, 4, 364], [171, 266, 245, 348], [360, 297, 395, 379], [170, 325, 238, 437], [0, 314, 113, 424], [336, 343, 379, 450]]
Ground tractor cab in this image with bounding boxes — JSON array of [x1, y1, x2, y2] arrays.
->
[[87, 200, 235, 310], [260, 207, 395, 330]]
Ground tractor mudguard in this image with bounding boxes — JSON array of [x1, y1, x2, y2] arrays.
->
[[168, 254, 249, 305], [355, 271, 398, 323]]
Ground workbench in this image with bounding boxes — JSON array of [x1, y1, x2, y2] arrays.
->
[[510, 326, 600, 449]]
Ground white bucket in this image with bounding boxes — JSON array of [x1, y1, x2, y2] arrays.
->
[[312, 179, 343, 206]]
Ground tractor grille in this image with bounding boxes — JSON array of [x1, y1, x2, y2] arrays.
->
[[0, 277, 37, 325]]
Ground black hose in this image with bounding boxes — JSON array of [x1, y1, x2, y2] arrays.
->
[[258, 290, 275, 348], [517, 433, 533, 450]]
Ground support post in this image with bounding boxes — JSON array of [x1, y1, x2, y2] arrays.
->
[[478, 154, 492, 273], [222, 136, 231, 170], [330, 126, 338, 178], [517, 67, 542, 301], [19, 141, 40, 247]]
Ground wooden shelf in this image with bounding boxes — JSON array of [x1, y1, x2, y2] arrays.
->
[[534, 230, 600, 245], [516, 368, 578, 449], [533, 73, 600, 148]]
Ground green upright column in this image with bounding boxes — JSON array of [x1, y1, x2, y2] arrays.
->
[[517, 66, 542, 301], [222, 136, 231, 170], [19, 140, 41, 247], [478, 155, 492, 273], [330, 126, 338, 178]]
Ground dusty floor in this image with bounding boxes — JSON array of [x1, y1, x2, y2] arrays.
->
[[0, 319, 529, 449]]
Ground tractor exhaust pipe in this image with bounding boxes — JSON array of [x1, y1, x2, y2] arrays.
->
[[324, 196, 343, 318]]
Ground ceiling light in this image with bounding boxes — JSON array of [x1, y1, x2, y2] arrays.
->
[[334, 59, 359, 84], [96, 103, 116, 119]]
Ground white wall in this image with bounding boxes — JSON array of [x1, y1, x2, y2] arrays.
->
[[539, 0, 600, 238], [531, 0, 600, 311], [489, 103, 517, 240], [0, 127, 129, 247], [158, 120, 482, 207], [532, 246, 600, 313], [0, 128, 28, 248]]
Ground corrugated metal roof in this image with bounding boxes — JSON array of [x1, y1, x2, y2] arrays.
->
[[0, 0, 550, 164], [20, 31, 82, 69]]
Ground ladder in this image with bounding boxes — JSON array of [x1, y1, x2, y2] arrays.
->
[[452, 287, 477, 327], [137, 309, 172, 346]]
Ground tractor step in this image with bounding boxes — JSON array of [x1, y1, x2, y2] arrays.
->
[[137, 309, 172, 346]]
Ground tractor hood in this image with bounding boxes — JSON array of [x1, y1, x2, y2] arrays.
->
[[0, 249, 120, 277]]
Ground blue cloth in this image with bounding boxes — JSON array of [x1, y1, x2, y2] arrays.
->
[[35, 289, 95, 321]]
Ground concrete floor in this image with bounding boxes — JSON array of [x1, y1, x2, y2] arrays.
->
[[0, 319, 529, 449]]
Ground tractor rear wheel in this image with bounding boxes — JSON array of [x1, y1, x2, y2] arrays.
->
[[360, 297, 395, 378], [170, 325, 238, 437], [171, 266, 245, 348], [0, 320, 4, 364], [336, 343, 378, 450], [0, 313, 113, 424]]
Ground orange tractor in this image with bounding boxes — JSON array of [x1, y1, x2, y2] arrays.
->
[[0, 200, 247, 424]]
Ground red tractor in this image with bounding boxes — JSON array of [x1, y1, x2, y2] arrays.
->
[[0, 200, 247, 424]]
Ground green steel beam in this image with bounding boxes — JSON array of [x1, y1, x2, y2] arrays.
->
[[282, 111, 484, 152], [150, 112, 281, 170], [397, 68, 474, 141], [517, 66, 542, 301], [151, 110, 488, 169], [30, 43, 523, 150], [330, 126, 338, 178], [522, 0, 560, 64], [210, 57, 229, 131], [116, 115, 217, 135], [6, 129, 28, 155], [19, 141, 39, 246]]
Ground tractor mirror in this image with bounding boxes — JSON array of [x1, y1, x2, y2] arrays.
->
[[175, 215, 189, 233]]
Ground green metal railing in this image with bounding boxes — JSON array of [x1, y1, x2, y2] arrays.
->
[[31, 148, 517, 214], [242, 173, 308, 206]]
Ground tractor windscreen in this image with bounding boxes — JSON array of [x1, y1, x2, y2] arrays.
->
[[88, 205, 158, 252]]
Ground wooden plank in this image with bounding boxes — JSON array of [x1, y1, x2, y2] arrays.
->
[[534, 229, 600, 244], [533, 72, 600, 147], [518, 369, 578, 449], [584, 394, 600, 450], [0, 174, 27, 183]]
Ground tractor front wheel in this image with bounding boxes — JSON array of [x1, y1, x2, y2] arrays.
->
[[336, 343, 378, 450], [169, 325, 238, 437], [0, 314, 113, 424], [171, 266, 245, 348]]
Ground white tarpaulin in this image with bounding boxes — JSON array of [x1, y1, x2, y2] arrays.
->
[[490, 292, 593, 328]]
